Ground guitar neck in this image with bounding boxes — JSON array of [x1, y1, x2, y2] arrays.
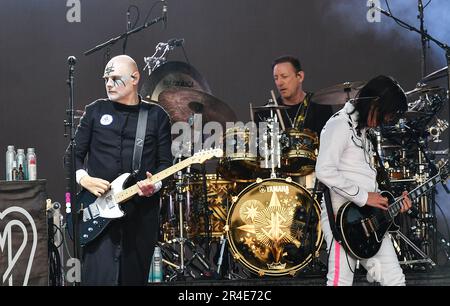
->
[[388, 172, 442, 218], [115, 158, 195, 203]]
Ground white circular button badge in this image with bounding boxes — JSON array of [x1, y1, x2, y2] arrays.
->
[[100, 114, 113, 126]]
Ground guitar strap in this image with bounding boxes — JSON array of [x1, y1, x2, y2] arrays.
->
[[320, 181, 343, 244], [367, 130, 393, 193], [132, 104, 149, 173]]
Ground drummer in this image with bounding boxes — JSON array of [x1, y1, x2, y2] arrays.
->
[[255, 55, 333, 135]]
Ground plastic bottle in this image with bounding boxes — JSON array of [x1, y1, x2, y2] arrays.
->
[[18, 164, 25, 180], [150, 246, 163, 283], [26, 148, 37, 180], [148, 259, 154, 283], [11, 161, 18, 181], [6, 145, 15, 181], [16, 149, 26, 180]]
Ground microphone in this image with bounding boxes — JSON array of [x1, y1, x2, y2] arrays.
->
[[167, 38, 184, 47], [67, 56, 77, 66], [162, 0, 168, 29]]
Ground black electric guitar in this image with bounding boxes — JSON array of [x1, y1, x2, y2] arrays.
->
[[336, 161, 449, 260], [67, 148, 223, 246]]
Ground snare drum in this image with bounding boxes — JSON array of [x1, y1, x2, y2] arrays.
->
[[281, 128, 319, 176]]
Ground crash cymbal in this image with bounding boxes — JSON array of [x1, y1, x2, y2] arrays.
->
[[252, 103, 290, 111], [139, 61, 212, 102], [405, 84, 444, 97], [421, 66, 448, 83], [312, 81, 366, 105], [157, 87, 237, 127]]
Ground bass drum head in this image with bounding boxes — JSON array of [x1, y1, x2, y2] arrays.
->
[[226, 178, 323, 276]]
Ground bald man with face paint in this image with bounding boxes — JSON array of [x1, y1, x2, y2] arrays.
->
[[73, 55, 173, 285]]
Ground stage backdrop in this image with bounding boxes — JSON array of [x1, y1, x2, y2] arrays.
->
[[0, 0, 448, 202]]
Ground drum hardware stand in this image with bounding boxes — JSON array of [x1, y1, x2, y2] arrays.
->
[[260, 101, 281, 178], [215, 201, 247, 280], [302, 178, 324, 274], [413, 136, 443, 259], [370, 130, 436, 268], [160, 163, 194, 279], [389, 230, 436, 267], [270, 90, 286, 131], [160, 161, 212, 280]]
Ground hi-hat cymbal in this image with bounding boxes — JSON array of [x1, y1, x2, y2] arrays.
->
[[252, 104, 290, 111], [421, 66, 448, 83], [157, 87, 236, 126], [312, 81, 366, 105]]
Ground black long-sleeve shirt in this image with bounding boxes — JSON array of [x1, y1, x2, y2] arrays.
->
[[73, 98, 173, 285]]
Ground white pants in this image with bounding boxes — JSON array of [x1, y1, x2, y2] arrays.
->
[[320, 201, 406, 286]]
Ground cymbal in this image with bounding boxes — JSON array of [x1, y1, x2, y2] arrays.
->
[[157, 87, 237, 127], [139, 61, 212, 102], [252, 104, 290, 111], [421, 66, 448, 83], [405, 85, 444, 97], [312, 81, 366, 105]]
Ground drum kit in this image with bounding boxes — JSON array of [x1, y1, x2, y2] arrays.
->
[[139, 43, 449, 279]]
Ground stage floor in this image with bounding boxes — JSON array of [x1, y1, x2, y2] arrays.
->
[[153, 264, 450, 286]]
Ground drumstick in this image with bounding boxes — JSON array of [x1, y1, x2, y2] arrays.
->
[[271, 90, 286, 131], [249, 103, 255, 122]]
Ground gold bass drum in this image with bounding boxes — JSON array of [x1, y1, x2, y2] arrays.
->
[[226, 178, 323, 276]]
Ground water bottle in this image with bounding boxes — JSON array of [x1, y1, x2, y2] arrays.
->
[[148, 259, 154, 283], [5, 145, 15, 181], [149, 246, 163, 283], [16, 149, 26, 180], [26, 148, 37, 180]]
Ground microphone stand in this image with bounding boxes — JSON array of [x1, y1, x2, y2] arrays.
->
[[122, 9, 131, 54], [372, 4, 450, 161], [418, 0, 427, 78], [84, 15, 165, 56], [64, 56, 80, 284]]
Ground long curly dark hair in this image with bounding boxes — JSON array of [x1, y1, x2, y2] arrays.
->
[[350, 75, 407, 131]]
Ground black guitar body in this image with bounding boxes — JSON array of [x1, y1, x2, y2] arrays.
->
[[336, 191, 398, 259]]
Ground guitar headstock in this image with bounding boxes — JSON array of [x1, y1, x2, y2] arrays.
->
[[190, 148, 223, 164]]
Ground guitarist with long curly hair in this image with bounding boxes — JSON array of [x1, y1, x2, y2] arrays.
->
[[316, 75, 412, 286]]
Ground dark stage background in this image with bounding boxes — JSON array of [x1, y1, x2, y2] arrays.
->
[[0, 0, 449, 204]]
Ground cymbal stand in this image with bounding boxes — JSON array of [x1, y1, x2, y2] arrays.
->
[[260, 103, 281, 178], [211, 195, 245, 280], [159, 161, 192, 279], [160, 163, 213, 280]]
